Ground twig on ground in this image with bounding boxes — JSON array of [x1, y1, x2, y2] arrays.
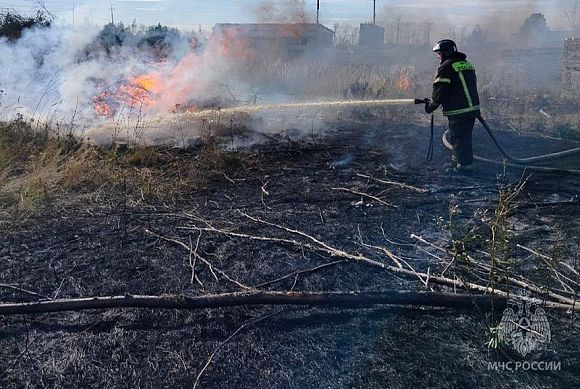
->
[[238, 212, 384, 265], [253, 260, 345, 288], [0, 284, 52, 300], [356, 228, 432, 290], [181, 212, 575, 307], [380, 225, 414, 247], [331, 187, 397, 208], [290, 275, 299, 291], [357, 240, 403, 269], [189, 232, 203, 287], [356, 225, 403, 268], [193, 309, 285, 389], [260, 177, 273, 209], [415, 246, 448, 264], [414, 237, 578, 305], [440, 257, 456, 278], [223, 173, 236, 184], [145, 229, 251, 290], [52, 279, 66, 300], [356, 173, 428, 193], [518, 244, 580, 284], [411, 234, 448, 253], [561, 262, 580, 278]]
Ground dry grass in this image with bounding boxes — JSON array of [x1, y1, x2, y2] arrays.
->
[[0, 116, 108, 209], [0, 116, 254, 225], [241, 59, 421, 99]]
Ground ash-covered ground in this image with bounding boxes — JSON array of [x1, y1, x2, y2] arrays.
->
[[1, 116, 579, 388]]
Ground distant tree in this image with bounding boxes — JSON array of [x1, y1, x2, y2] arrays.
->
[[519, 13, 549, 36], [515, 13, 550, 47], [143, 23, 180, 46], [422, 21, 433, 46], [85, 21, 184, 59], [139, 23, 181, 60], [0, 10, 51, 41], [96, 22, 129, 50], [465, 25, 488, 47], [558, 0, 580, 34], [129, 18, 138, 34], [333, 23, 357, 48]]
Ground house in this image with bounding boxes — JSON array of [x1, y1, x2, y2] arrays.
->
[[359, 23, 384, 47], [212, 23, 334, 58]]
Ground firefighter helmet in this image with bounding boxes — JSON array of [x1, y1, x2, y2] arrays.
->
[[432, 39, 457, 56]]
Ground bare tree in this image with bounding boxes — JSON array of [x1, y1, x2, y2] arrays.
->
[[559, 0, 580, 33], [333, 23, 357, 48]]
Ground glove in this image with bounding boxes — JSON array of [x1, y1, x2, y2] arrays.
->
[[424, 98, 435, 114]]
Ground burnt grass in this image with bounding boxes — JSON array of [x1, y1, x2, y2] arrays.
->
[[1, 117, 579, 388]]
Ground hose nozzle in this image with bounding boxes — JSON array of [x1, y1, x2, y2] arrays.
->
[[414, 98, 429, 104]]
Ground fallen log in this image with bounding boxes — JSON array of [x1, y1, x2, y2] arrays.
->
[[0, 291, 574, 315]]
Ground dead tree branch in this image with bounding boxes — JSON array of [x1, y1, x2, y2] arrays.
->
[[0, 290, 574, 316], [413, 235, 578, 306], [181, 213, 576, 307]]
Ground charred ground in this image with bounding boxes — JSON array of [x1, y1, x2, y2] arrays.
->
[[0, 114, 579, 388]]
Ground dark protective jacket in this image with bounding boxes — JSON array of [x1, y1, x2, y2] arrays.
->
[[428, 52, 480, 116]]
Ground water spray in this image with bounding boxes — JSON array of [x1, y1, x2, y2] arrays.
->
[[134, 97, 580, 176], [187, 98, 419, 117], [142, 98, 421, 128]]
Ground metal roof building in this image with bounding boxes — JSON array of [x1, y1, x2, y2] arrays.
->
[[213, 23, 334, 58]]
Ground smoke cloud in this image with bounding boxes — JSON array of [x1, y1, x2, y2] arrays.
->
[[0, 21, 257, 132], [256, 0, 311, 24]]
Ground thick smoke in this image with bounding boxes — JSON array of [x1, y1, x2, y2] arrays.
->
[[256, 0, 311, 24], [0, 21, 255, 133], [0, 25, 99, 122]]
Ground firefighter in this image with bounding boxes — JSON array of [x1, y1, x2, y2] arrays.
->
[[425, 39, 480, 173]]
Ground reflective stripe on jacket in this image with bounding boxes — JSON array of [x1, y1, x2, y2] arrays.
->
[[430, 52, 480, 116]]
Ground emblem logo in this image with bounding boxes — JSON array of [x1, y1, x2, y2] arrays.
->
[[498, 300, 551, 356]]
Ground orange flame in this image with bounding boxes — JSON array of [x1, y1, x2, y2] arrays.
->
[[92, 30, 254, 117], [93, 73, 163, 117], [396, 72, 412, 92], [132, 75, 162, 94], [394, 67, 416, 93]]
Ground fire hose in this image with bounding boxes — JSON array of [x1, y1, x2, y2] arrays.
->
[[414, 99, 580, 175], [179, 97, 579, 175]]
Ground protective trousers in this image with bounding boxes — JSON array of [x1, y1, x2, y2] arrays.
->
[[447, 115, 476, 166]]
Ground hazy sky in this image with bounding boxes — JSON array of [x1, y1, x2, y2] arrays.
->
[[0, 0, 563, 29]]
